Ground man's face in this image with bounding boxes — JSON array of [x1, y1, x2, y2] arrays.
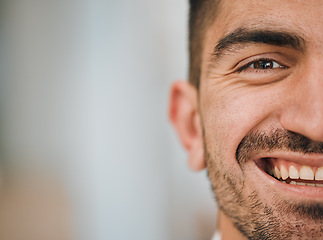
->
[[199, 0, 323, 239]]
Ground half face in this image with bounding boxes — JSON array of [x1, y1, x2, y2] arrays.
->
[[200, 0, 323, 239]]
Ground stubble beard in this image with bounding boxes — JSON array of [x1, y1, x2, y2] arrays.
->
[[204, 129, 323, 240]]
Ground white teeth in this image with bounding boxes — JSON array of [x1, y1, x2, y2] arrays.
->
[[271, 164, 323, 186], [299, 166, 314, 180], [315, 167, 323, 181], [281, 166, 289, 180], [274, 166, 281, 179], [289, 165, 299, 179]]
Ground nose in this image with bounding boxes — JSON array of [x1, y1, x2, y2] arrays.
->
[[280, 60, 323, 142]]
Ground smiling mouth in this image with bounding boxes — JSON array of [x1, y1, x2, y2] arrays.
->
[[257, 157, 323, 187]]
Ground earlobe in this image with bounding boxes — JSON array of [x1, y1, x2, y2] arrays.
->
[[169, 81, 205, 171]]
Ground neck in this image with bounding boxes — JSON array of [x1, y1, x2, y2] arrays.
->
[[218, 210, 247, 240]]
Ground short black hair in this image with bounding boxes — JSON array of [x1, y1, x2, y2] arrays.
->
[[189, 0, 221, 89]]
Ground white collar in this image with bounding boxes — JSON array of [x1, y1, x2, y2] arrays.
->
[[211, 232, 221, 240]]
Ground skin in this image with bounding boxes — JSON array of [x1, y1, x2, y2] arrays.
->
[[170, 0, 323, 239]]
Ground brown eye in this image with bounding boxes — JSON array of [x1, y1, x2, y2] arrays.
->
[[250, 60, 281, 69], [237, 58, 287, 73]]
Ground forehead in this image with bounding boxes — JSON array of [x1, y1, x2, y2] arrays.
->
[[211, 0, 323, 41]]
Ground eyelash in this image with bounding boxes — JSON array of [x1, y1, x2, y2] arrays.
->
[[237, 58, 287, 73]]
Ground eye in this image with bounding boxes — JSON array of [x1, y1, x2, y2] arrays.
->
[[249, 59, 282, 69], [238, 58, 287, 72]]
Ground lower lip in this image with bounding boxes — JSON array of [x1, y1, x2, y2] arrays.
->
[[251, 160, 323, 200]]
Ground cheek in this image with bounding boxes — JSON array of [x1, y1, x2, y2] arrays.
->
[[202, 86, 280, 169]]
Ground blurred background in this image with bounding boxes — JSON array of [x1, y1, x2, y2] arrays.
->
[[0, 0, 217, 239]]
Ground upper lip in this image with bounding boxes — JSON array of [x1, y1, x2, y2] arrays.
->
[[250, 151, 323, 167]]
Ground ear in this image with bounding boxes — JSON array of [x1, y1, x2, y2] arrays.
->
[[169, 81, 205, 171]]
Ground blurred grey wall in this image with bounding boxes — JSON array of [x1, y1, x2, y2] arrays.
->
[[1, 1, 217, 240]]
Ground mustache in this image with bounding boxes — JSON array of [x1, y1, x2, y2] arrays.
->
[[236, 129, 323, 164]]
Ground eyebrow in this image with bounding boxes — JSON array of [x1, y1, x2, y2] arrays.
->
[[212, 28, 306, 58]]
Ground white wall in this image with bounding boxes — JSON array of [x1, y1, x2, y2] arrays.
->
[[1, 1, 218, 239]]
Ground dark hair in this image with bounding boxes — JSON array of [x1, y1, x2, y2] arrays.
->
[[189, 0, 221, 89]]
